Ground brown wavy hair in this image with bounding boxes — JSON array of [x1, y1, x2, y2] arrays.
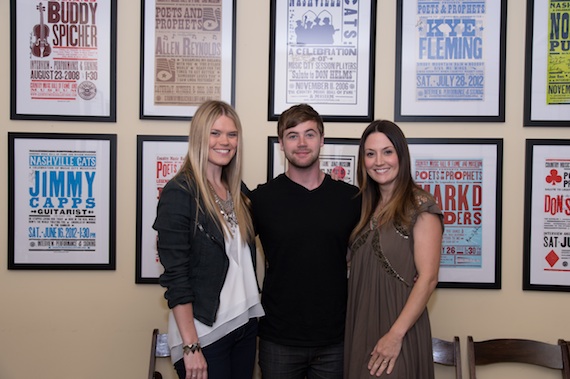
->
[[277, 103, 324, 139], [350, 120, 420, 243]]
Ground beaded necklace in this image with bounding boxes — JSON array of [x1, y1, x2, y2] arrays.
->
[[207, 181, 238, 232]]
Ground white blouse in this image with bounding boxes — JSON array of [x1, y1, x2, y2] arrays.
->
[[167, 225, 264, 363]]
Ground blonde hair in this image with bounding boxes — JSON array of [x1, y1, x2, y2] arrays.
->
[[177, 100, 254, 243]]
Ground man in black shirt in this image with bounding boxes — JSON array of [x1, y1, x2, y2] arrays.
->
[[250, 104, 361, 378]]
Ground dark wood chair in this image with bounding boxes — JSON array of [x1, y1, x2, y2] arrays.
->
[[148, 329, 171, 379], [467, 336, 570, 379], [561, 339, 570, 374], [432, 336, 462, 379]]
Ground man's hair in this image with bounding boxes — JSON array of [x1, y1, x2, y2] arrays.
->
[[277, 103, 324, 139]]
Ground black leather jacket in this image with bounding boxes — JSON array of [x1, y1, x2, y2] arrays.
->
[[153, 174, 256, 326]]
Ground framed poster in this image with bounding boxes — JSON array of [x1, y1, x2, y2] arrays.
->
[[136, 135, 189, 283], [268, 0, 376, 122], [140, 0, 236, 120], [523, 0, 570, 126], [395, 0, 507, 122], [8, 133, 117, 270], [408, 138, 503, 288], [523, 140, 570, 291], [267, 136, 359, 184], [10, 0, 117, 122]]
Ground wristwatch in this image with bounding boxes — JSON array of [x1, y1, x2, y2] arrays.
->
[[183, 342, 202, 355]]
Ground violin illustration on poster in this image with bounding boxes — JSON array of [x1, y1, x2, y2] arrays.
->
[[11, 0, 116, 121], [31, 2, 51, 58]]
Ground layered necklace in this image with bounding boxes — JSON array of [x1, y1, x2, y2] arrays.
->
[[207, 181, 238, 232]]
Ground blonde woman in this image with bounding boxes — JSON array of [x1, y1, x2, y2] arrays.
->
[[153, 100, 263, 379]]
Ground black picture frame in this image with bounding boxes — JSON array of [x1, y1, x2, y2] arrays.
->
[[523, 0, 570, 126], [394, 0, 507, 122], [8, 133, 117, 270], [136, 135, 189, 283], [140, 0, 237, 120], [10, 0, 117, 122], [523, 139, 570, 291], [268, 136, 503, 288], [268, 0, 377, 122], [408, 138, 503, 289]]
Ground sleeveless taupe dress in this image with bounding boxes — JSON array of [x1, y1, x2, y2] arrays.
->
[[344, 193, 443, 378]]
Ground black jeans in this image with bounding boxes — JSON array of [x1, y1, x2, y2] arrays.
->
[[258, 339, 343, 379], [174, 318, 258, 379]]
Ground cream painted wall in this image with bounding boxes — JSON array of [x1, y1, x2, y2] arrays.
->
[[1, 1, 569, 379]]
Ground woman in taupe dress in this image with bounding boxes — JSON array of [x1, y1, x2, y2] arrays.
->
[[344, 120, 444, 378]]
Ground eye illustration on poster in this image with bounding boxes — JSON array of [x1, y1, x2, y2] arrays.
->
[[10, 0, 117, 121]]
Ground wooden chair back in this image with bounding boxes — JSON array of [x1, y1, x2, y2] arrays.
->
[[148, 329, 170, 379], [467, 336, 570, 379], [432, 336, 462, 379]]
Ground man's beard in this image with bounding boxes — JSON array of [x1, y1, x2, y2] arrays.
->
[[284, 150, 319, 169]]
